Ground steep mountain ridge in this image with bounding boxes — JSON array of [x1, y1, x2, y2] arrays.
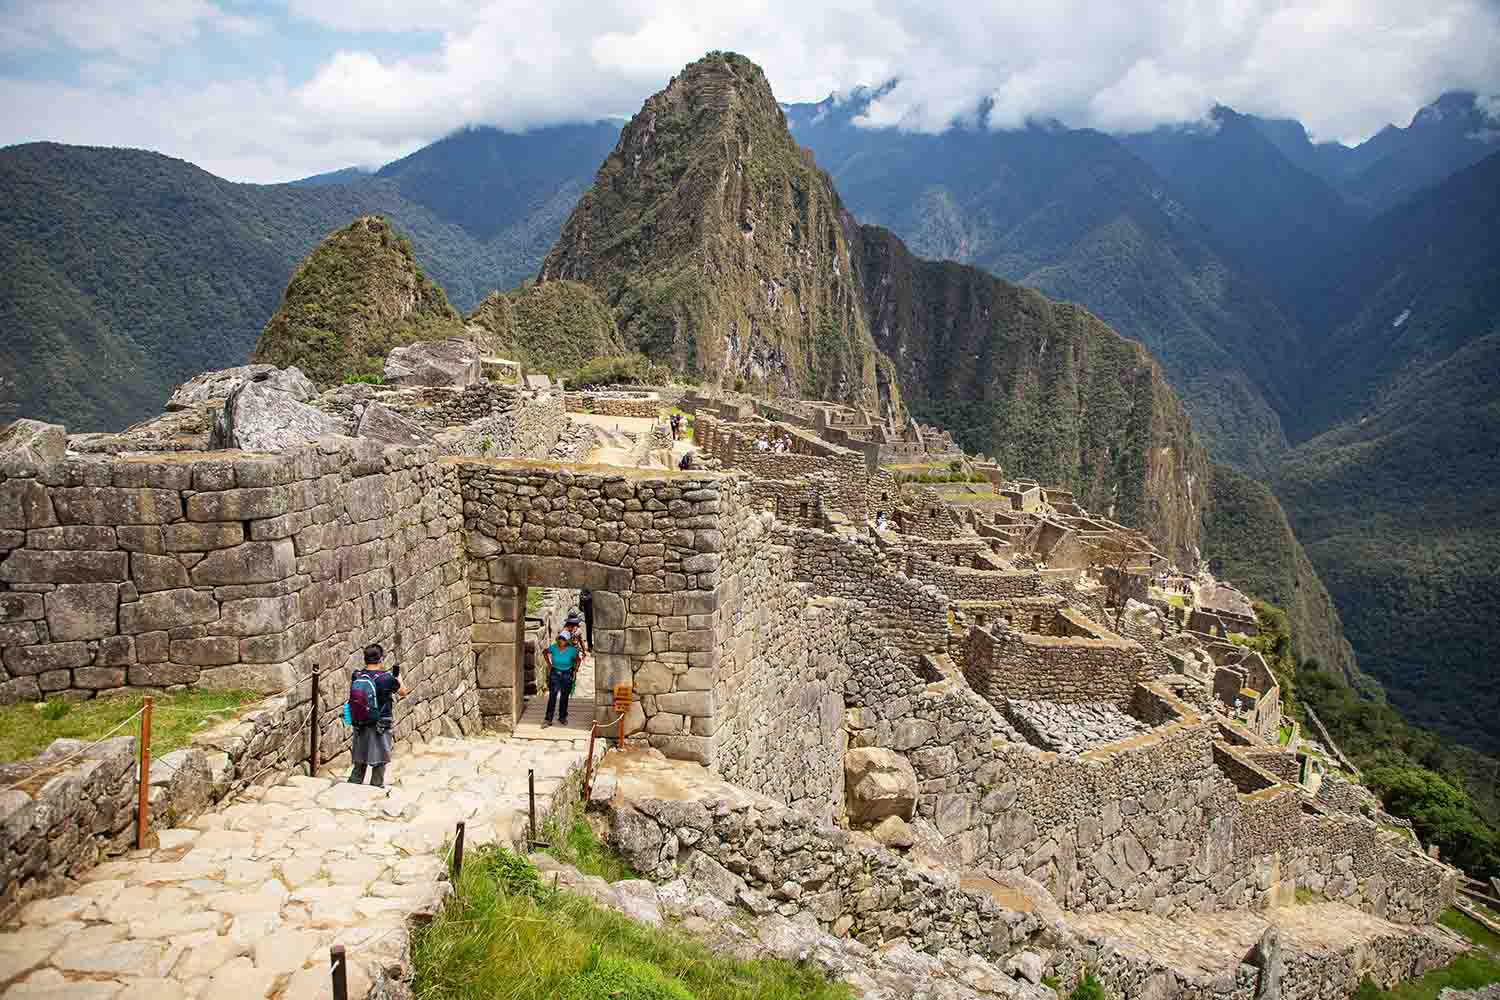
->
[[539, 53, 893, 411]]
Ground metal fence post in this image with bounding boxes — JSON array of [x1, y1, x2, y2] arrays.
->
[[310, 666, 321, 775], [452, 821, 466, 880]]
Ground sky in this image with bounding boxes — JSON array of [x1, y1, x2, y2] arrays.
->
[[2, 0, 1499, 183]]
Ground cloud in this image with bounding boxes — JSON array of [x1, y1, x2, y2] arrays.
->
[[3, 0, 1500, 181]]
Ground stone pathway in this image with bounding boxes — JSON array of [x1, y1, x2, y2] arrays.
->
[[0, 733, 591, 999]]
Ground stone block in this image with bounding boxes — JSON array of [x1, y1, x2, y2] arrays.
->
[[74, 666, 126, 690], [218, 595, 297, 636], [667, 629, 714, 652], [116, 526, 165, 554], [646, 712, 684, 735], [0, 621, 38, 645], [676, 667, 714, 691], [0, 418, 65, 464], [96, 636, 135, 666], [656, 690, 714, 718], [43, 583, 118, 640], [163, 522, 245, 552], [136, 631, 169, 663], [645, 733, 716, 765], [25, 526, 118, 551], [0, 479, 55, 530], [476, 645, 516, 688], [190, 539, 296, 586], [0, 549, 128, 584], [845, 748, 918, 823], [3, 641, 92, 675], [624, 628, 653, 655], [0, 591, 44, 622], [240, 632, 302, 662], [633, 662, 673, 694], [130, 553, 190, 593], [472, 621, 516, 644], [169, 637, 240, 666], [120, 589, 220, 634], [51, 486, 182, 525], [200, 663, 296, 692], [186, 488, 291, 522]]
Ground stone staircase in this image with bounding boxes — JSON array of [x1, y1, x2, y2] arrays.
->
[[0, 731, 592, 999]]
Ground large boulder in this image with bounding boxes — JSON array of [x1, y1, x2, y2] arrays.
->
[[354, 402, 436, 448], [167, 365, 314, 411], [845, 747, 918, 824], [213, 378, 342, 452], [0, 419, 66, 466], [384, 338, 481, 388]]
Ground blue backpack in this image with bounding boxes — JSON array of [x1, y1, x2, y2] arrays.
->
[[345, 670, 379, 726]]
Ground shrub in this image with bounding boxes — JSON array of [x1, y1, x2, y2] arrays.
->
[[344, 373, 384, 385], [1070, 971, 1108, 1000]]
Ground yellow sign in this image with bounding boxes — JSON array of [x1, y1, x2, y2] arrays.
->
[[612, 684, 633, 713]]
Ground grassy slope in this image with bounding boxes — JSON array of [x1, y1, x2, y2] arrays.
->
[[412, 846, 849, 1000], [467, 280, 625, 374], [0, 690, 260, 763]]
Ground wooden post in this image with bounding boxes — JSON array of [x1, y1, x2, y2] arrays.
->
[[330, 944, 348, 1000], [309, 666, 321, 775], [136, 696, 153, 850], [452, 821, 466, 880], [527, 768, 536, 844], [613, 684, 631, 747]]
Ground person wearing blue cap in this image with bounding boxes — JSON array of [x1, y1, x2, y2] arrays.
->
[[541, 632, 580, 727]]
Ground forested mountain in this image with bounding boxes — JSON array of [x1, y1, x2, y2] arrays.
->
[[1272, 153, 1500, 754], [1118, 107, 1360, 303], [785, 93, 1300, 475], [0, 133, 610, 431]]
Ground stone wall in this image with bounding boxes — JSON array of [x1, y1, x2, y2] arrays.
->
[[909, 556, 1077, 601], [961, 618, 1146, 709], [769, 524, 949, 662], [565, 393, 661, 419], [1244, 748, 1302, 785], [0, 442, 479, 761], [694, 416, 873, 524], [1286, 811, 1456, 924]]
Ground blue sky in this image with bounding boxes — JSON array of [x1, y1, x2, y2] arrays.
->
[[2, 0, 1498, 183]]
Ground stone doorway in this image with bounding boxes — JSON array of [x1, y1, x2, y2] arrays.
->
[[468, 553, 631, 733]]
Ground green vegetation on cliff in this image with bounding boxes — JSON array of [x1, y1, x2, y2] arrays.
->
[[467, 280, 625, 374], [1202, 463, 1357, 682], [852, 226, 1209, 566], [539, 52, 888, 412], [251, 216, 465, 384]]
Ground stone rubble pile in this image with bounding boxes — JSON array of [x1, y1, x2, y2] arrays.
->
[[1003, 700, 1150, 754]]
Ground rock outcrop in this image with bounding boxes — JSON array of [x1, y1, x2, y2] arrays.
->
[[384, 337, 481, 387], [354, 401, 437, 448], [166, 364, 315, 411], [212, 376, 341, 452], [0, 419, 66, 467]]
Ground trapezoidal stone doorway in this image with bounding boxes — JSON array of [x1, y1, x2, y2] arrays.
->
[[456, 459, 737, 764]]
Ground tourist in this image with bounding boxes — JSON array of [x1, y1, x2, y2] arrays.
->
[[875, 511, 889, 531], [679, 450, 695, 470], [578, 587, 594, 646], [562, 612, 588, 656], [756, 436, 769, 450], [670, 413, 681, 439], [347, 643, 407, 788], [542, 632, 580, 727]]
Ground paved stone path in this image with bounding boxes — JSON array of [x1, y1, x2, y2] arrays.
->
[[0, 728, 591, 999]]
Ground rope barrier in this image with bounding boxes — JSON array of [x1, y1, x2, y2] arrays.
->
[[0, 706, 146, 796]]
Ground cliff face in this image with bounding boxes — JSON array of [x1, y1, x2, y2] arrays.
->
[[538, 52, 895, 415], [852, 225, 1210, 567], [252, 216, 465, 385]]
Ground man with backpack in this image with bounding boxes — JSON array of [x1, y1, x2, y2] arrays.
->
[[541, 632, 580, 727], [347, 643, 407, 787]]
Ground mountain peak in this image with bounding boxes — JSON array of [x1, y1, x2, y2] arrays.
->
[[251, 215, 465, 385]]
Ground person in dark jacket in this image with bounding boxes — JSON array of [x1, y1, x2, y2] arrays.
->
[[349, 644, 408, 787]]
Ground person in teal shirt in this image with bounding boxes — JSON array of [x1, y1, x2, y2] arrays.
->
[[542, 632, 580, 726]]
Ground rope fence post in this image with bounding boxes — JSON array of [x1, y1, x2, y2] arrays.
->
[[136, 696, 153, 850], [330, 944, 348, 1000], [527, 768, 536, 845], [452, 821, 466, 881]]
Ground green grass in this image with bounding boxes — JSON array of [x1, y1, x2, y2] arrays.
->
[[1278, 721, 1295, 746], [544, 815, 639, 883], [525, 587, 544, 615], [0, 690, 261, 764], [411, 846, 852, 1000], [1352, 909, 1500, 999]]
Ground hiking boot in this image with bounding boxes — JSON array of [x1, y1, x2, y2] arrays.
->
[[542, 720, 552, 728]]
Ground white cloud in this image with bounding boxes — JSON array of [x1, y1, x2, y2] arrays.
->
[[2, 0, 1499, 181]]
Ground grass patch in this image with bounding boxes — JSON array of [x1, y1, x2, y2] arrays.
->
[[544, 815, 639, 883], [1351, 909, 1500, 998], [1295, 887, 1322, 904], [525, 587, 544, 615], [0, 690, 261, 764], [1278, 720, 1294, 746], [411, 846, 851, 1000]]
